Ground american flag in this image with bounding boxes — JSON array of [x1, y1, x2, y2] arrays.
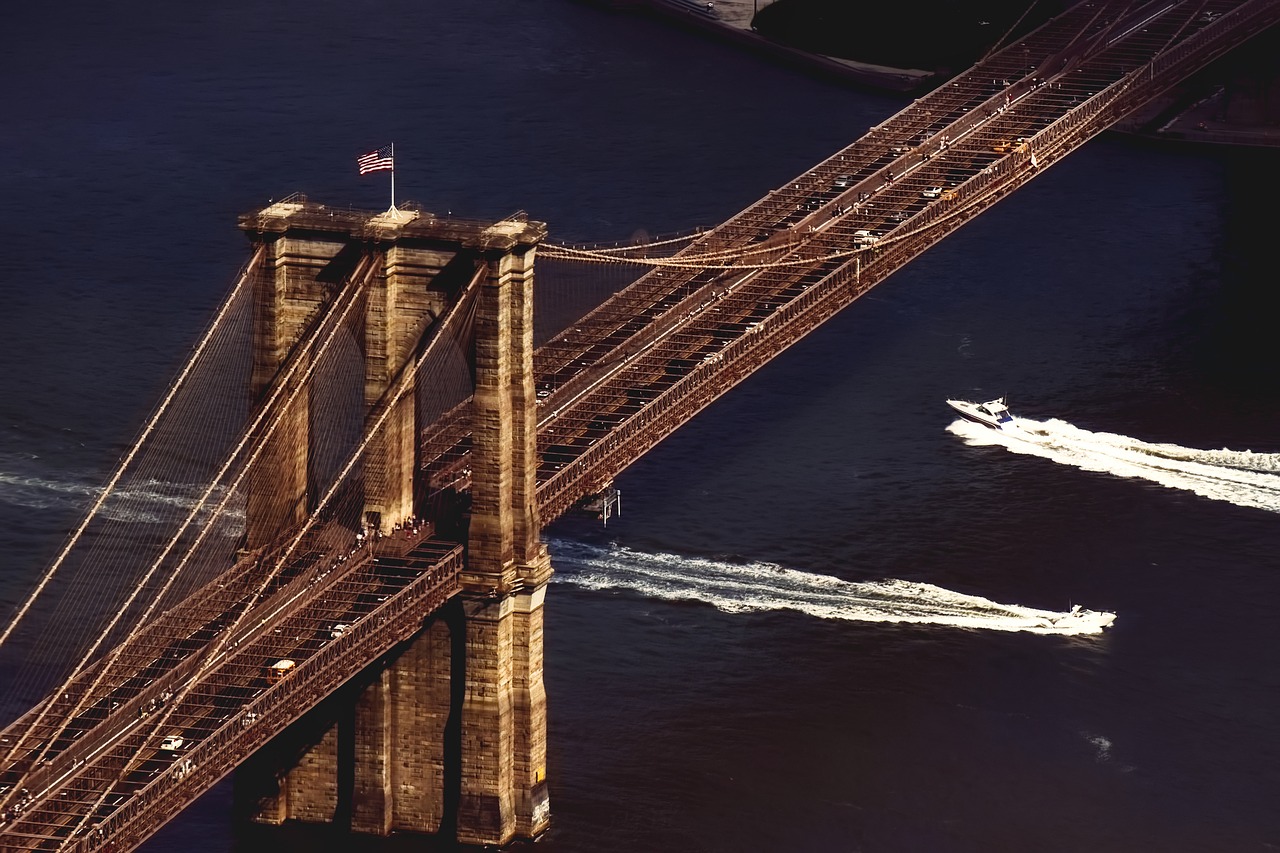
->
[[357, 145, 394, 175]]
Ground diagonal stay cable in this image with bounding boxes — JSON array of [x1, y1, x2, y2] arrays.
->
[[0, 252, 370, 791], [50, 254, 384, 843], [55, 257, 483, 848], [0, 247, 265, 653], [0, 253, 379, 789]]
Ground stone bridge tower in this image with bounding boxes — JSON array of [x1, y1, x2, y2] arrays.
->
[[235, 198, 551, 846]]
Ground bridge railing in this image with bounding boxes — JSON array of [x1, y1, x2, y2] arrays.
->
[[69, 546, 463, 852]]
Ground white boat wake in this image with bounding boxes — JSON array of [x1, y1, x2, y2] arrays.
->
[[548, 539, 1113, 635], [0, 466, 244, 526], [948, 417, 1280, 513]]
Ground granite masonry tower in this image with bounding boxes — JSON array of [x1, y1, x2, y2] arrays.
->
[[234, 197, 551, 846]]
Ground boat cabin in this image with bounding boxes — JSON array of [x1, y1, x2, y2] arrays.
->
[[976, 401, 1013, 424]]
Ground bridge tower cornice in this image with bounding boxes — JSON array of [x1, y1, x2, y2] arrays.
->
[[237, 197, 546, 543]]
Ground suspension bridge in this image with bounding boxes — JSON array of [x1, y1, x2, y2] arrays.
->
[[1, 1, 1276, 850]]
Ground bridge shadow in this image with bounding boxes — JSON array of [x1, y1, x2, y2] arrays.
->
[[231, 600, 485, 851]]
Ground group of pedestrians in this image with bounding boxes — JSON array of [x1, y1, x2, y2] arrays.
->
[[0, 787, 31, 824]]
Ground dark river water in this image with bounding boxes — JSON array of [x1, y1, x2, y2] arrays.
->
[[3, 1, 1280, 851]]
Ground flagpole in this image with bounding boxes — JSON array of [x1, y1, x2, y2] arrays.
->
[[390, 142, 396, 211]]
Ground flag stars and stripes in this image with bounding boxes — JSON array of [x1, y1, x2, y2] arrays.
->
[[357, 145, 394, 175]]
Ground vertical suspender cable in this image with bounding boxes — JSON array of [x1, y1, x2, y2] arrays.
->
[[2, 255, 378, 777], [0, 247, 265, 652]]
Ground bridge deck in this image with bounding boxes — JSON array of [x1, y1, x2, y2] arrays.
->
[[424, 0, 1275, 523], [6, 0, 1280, 849], [0, 528, 459, 850], [412, 5, 1276, 513]]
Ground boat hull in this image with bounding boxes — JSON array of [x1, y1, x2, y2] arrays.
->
[[946, 398, 1017, 430]]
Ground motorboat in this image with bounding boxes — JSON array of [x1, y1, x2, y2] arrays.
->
[[946, 396, 1016, 430], [1045, 604, 1117, 631]]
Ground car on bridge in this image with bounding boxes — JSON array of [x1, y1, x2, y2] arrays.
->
[[159, 734, 184, 752], [992, 137, 1028, 153], [266, 659, 296, 683]]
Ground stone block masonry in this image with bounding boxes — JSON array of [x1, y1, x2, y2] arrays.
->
[[236, 200, 551, 846]]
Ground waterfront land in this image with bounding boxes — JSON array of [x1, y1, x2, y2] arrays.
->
[[630, 0, 1280, 147], [1113, 23, 1280, 147], [750, 0, 1065, 72]]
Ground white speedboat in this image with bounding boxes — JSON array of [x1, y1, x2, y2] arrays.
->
[[946, 396, 1016, 430], [1046, 604, 1117, 631]]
